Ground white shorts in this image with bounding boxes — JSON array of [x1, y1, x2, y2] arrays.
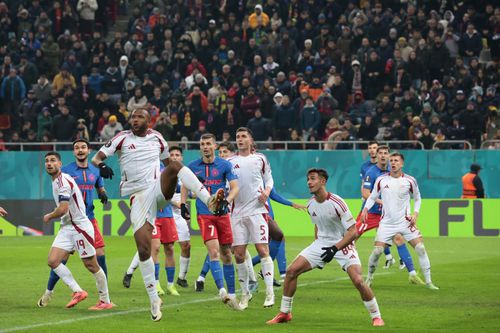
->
[[231, 214, 268, 246], [299, 239, 361, 270], [375, 221, 422, 245], [174, 213, 190, 242], [130, 180, 169, 233], [52, 224, 96, 259]]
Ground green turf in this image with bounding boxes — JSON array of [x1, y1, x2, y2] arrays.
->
[[0, 236, 499, 333]]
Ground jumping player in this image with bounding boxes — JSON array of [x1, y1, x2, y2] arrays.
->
[[267, 169, 384, 326], [42, 152, 112, 310], [38, 139, 109, 307], [91, 108, 225, 321], [363, 152, 439, 290]]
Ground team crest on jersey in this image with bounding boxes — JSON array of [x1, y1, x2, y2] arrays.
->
[[211, 169, 219, 177], [89, 174, 95, 182], [104, 140, 112, 148]]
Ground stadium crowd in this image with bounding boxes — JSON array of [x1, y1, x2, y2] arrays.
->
[[0, 0, 499, 151]]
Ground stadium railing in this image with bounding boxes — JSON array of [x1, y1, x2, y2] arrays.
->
[[432, 140, 473, 150], [0, 140, 429, 151], [480, 140, 500, 149]]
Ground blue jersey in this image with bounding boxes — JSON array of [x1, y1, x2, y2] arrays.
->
[[360, 160, 377, 180], [157, 163, 174, 218], [266, 188, 293, 220], [62, 162, 104, 220], [362, 164, 389, 214], [187, 157, 237, 215]]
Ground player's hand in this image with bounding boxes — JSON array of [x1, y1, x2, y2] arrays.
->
[[98, 192, 108, 205], [180, 203, 190, 220], [360, 209, 368, 224], [258, 190, 269, 204], [320, 245, 338, 263], [292, 203, 307, 212], [214, 199, 229, 216], [98, 162, 114, 179], [409, 213, 418, 227], [43, 214, 51, 224], [0, 207, 7, 217]]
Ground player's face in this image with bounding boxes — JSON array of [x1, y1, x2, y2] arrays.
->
[[130, 109, 150, 133], [73, 142, 89, 161], [389, 156, 404, 172], [236, 131, 252, 150], [307, 173, 326, 194], [377, 149, 389, 165], [368, 144, 378, 158], [169, 149, 183, 162], [218, 147, 232, 159], [200, 138, 216, 158], [45, 155, 62, 176]]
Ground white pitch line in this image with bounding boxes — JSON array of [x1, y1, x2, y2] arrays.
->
[[0, 272, 394, 333]]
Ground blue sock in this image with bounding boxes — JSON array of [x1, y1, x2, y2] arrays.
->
[[154, 263, 160, 281], [165, 267, 175, 284], [200, 254, 210, 278], [223, 264, 236, 294], [210, 260, 224, 290], [252, 255, 261, 266], [277, 240, 287, 275], [269, 239, 281, 261], [47, 259, 67, 291], [384, 246, 391, 256], [97, 255, 108, 277], [397, 244, 415, 272]]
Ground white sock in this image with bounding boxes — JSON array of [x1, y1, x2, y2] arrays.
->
[[197, 276, 205, 282], [179, 256, 190, 279], [367, 246, 384, 278], [363, 297, 381, 319], [415, 243, 432, 284], [236, 262, 249, 294], [385, 253, 393, 261], [261, 256, 274, 295], [409, 270, 417, 277], [127, 252, 140, 275], [53, 264, 82, 293], [245, 250, 257, 282], [178, 166, 211, 204], [93, 268, 110, 303], [139, 257, 160, 303], [45, 289, 53, 295], [280, 296, 293, 313]]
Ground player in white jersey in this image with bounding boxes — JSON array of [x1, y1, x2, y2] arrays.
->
[[228, 127, 275, 309], [362, 152, 439, 290], [42, 152, 112, 310], [91, 108, 226, 321], [168, 146, 192, 288], [267, 169, 384, 326]]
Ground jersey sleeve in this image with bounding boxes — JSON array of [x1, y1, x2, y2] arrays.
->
[[363, 168, 375, 189], [157, 134, 169, 160], [332, 196, 355, 229], [224, 160, 237, 181], [269, 188, 293, 206], [100, 131, 127, 157], [262, 155, 274, 190], [57, 181, 71, 202], [95, 174, 104, 189], [409, 177, 422, 213], [364, 177, 383, 211]]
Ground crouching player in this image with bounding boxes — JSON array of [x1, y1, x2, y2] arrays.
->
[[267, 169, 383, 326]]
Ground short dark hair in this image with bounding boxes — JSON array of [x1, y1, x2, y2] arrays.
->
[[368, 140, 378, 146], [307, 168, 329, 182], [376, 145, 390, 153], [45, 151, 61, 161], [72, 138, 90, 148], [218, 141, 235, 152], [169, 145, 183, 154], [389, 151, 404, 161], [200, 133, 216, 141], [236, 127, 253, 137]]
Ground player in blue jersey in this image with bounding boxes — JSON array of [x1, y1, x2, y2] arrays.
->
[[359, 141, 379, 184], [181, 134, 241, 310], [357, 146, 422, 285], [38, 139, 109, 307]]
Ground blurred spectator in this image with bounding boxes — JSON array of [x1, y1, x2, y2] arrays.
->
[[127, 88, 148, 112], [247, 109, 272, 142], [301, 96, 320, 141], [100, 115, 123, 141], [77, 0, 98, 37], [248, 5, 269, 30], [1, 68, 26, 116], [51, 106, 76, 141]]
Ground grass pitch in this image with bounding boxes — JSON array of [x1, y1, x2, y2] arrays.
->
[[0, 236, 499, 333]]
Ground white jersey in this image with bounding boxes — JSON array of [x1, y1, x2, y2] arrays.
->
[[307, 192, 355, 243], [228, 152, 274, 218], [52, 172, 92, 227], [99, 129, 169, 196], [365, 173, 421, 225]]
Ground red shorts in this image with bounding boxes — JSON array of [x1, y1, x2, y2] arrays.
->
[[89, 218, 105, 248], [197, 214, 233, 245], [153, 217, 179, 244], [355, 212, 382, 235]]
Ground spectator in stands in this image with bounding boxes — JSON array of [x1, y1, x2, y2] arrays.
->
[[301, 96, 320, 141], [51, 105, 76, 141], [37, 107, 52, 140], [248, 4, 269, 30], [127, 87, 148, 112], [100, 114, 123, 141]]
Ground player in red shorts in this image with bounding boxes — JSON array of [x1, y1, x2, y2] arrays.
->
[[181, 133, 241, 310], [38, 139, 109, 307]]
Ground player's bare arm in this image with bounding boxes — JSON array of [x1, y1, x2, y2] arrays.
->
[[226, 179, 239, 203], [43, 201, 69, 224], [0, 206, 7, 216], [362, 188, 383, 205], [292, 202, 307, 211]]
